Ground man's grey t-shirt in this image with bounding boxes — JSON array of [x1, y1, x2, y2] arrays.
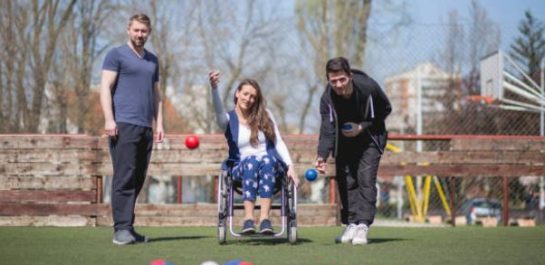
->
[[102, 44, 159, 128]]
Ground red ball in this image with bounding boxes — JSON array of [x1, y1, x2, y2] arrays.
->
[[149, 259, 174, 265], [185, 135, 199, 150]]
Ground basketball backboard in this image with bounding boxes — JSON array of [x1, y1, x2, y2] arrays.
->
[[480, 51, 504, 100], [479, 50, 545, 113]]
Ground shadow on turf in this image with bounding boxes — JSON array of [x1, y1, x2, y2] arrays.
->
[[148, 235, 209, 243], [226, 237, 313, 246], [368, 238, 406, 244], [224, 237, 405, 245]]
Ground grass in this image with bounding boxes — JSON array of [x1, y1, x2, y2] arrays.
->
[[1, 226, 545, 265]]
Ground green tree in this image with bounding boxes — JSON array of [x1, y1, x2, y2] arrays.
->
[[510, 10, 545, 84]]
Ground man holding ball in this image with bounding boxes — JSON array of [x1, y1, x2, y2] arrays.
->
[[315, 57, 391, 245]]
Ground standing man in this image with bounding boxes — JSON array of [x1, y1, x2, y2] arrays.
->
[[315, 57, 391, 245], [100, 13, 164, 245]]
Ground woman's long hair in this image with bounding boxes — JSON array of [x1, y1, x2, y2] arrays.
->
[[233, 79, 276, 147]]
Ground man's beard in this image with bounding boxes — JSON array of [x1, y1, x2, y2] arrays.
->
[[335, 86, 352, 98], [131, 38, 146, 48]]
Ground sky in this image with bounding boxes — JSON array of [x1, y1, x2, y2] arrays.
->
[[409, 0, 545, 50], [357, 0, 545, 87]]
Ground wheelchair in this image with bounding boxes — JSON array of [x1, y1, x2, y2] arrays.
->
[[216, 161, 298, 244]]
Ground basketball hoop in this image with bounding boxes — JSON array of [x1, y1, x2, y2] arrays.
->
[[479, 50, 545, 113], [467, 95, 495, 105]]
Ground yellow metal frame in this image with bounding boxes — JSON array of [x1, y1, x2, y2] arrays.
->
[[386, 143, 451, 222]]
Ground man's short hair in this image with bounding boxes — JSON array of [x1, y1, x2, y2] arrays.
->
[[128, 13, 152, 30], [325, 57, 351, 79]]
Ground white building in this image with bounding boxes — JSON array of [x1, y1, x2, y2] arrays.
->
[[384, 62, 461, 133]]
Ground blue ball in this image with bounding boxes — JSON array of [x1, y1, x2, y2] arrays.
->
[[224, 260, 241, 265], [341, 123, 352, 131], [305, 169, 318, 182]]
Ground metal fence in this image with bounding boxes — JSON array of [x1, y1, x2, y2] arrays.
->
[[364, 24, 544, 226], [120, 24, 545, 227]]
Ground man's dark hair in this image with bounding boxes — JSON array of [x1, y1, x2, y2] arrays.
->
[[325, 57, 351, 79]]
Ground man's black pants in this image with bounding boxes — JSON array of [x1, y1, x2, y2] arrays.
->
[[335, 141, 382, 226], [109, 122, 153, 231]]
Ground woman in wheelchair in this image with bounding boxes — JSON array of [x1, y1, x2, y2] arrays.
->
[[209, 71, 299, 235]]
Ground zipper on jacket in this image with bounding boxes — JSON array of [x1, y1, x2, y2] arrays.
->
[[333, 106, 338, 158], [327, 100, 339, 158]]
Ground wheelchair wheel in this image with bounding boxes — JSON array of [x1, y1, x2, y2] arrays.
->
[[217, 172, 228, 244], [287, 219, 297, 244], [287, 179, 297, 244], [217, 225, 226, 244]]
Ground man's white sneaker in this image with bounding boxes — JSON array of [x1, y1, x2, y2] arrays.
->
[[335, 224, 358, 244], [352, 224, 368, 245]]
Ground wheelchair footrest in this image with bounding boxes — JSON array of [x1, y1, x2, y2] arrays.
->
[[233, 204, 283, 210]]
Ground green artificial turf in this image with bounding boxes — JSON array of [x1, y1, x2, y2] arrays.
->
[[1, 226, 544, 265]]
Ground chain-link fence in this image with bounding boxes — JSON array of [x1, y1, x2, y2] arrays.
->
[[10, 10, 520, 226], [373, 174, 543, 226], [359, 23, 544, 226], [106, 24, 545, 227], [2, 0, 543, 228]]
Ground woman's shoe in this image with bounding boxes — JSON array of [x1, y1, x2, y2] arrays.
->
[[241, 219, 256, 234], [259, 219, 274, 235]]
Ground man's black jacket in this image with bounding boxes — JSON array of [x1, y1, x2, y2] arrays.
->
[[317, 69, 392, 160]]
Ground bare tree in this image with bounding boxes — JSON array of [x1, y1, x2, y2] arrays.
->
[[0, 0, 75, 133], [442, 10, 465, 112], [0, 1, 28, 132], [465, 0, 501, 95], [0, 62, 3, 132], [44, 0, 114, 134], [294, 0, 373, 133], [175, 0, 289, 133], [441, 11, 465, 80], [48, 70, 69, 133], [148, 0, 176, 131], [147, 0, 199, 133], [430, 10, 465, 134], [71, 0, 113, 133], [26, 0, 77, 132], [210, 1, 286, 107], [0, 1, 33, 133], [39, 1, 111, 134]]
